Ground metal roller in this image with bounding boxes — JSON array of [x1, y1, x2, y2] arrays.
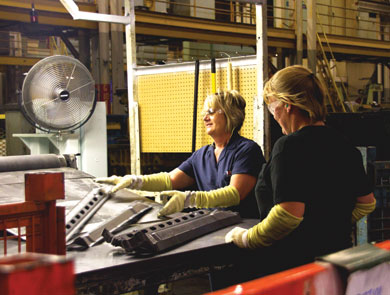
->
[[0, 154, 67, 172]]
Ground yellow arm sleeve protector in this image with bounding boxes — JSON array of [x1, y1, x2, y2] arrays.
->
[[141, 172, 172, 192], [351, 199, 376, 223], [192, 185, 240, 208], [247, 204, 303, 249]]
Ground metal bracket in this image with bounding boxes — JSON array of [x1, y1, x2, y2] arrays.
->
[[59, 0, 130, 24], [65, 187, 111, 242], [104, 209, 241, 254]]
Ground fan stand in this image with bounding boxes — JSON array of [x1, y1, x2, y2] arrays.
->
[[13, 132, 80, 159], [13, 102, 108, 178]]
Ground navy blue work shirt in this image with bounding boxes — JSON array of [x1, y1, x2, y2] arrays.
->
[[178, 131, 265, 218]]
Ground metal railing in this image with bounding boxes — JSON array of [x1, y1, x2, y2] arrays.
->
[[0, 1, 389, 63], [0, 33, 69, 60], [143, 0, 389, 40]]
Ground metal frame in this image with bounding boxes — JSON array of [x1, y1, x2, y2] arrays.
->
[[60, 0, 140, 174], [59, 0, 130, 24], [60, 0, 268, 169]]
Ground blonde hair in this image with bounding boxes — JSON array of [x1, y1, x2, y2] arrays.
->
[[263, 65, 327, 122], [205, 90, 246, 133]]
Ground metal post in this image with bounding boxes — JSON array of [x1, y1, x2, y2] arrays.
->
[[254, 1, 268, 158], [60, 0, 140, 174], [384, 24, 390, 103], [78, 29, 91, 70], [124, 0, 141, 175], [97, 0, 111, 113], [110, 0, 126, 115], [307, 0, 317, 73], [192, 60, 200, 153], [295, 0, 303, 65], [91, 34, 100, 88]]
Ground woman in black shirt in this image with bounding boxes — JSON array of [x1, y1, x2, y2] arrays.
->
[[226, 65, 376, 275]]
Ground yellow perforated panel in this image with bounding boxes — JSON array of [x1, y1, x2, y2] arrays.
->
[[137, 59, 257, 153]]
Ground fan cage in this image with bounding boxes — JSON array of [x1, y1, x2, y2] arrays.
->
[[21, 55, 97, 133]]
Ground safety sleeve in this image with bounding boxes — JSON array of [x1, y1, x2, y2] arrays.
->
[[247, 204, 303, 248], [190, 185, 240, 208], [351, 200, 376, 223], [141, 172, 173, 191]]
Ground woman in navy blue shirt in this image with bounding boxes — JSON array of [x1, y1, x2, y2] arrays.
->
[[97, 90, 265, 218]]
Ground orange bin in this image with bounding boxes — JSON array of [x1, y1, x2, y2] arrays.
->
[[0, 253, 74, 295], [0, 172, 74, 294]]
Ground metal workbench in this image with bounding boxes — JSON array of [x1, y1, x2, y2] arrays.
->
[[0, 161, 258, 294], [72, 218, 257, 294]]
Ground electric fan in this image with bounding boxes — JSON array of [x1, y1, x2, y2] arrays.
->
[[20, 55, 96, 133]]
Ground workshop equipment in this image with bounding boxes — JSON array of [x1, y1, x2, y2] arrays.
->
[[0, 154, 67, 172], [103, 209, 241, 254], [14, 55, 108, 177], [20, 55, 96, 133]]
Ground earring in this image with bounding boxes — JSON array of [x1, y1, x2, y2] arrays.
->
[[285, 104, 289, 108]]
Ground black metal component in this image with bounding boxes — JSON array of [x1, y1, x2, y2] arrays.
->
[[192, 60, 200, 153], [60, 32, 80, 59], [107, 209, 241, 254], [67, 202, 153, 250], [211, 57, 216, 94]]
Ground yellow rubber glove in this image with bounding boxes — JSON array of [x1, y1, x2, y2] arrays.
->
[[225, 227, 249, 248], [95, 172, 172, 193], [247, 204, 303, 248], [352, 200, 376, 223], [157, 185, 240, 217]]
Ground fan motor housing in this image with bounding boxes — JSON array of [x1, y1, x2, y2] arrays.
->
[[59, 90, 70, 101]]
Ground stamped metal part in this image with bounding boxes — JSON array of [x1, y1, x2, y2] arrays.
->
[[69, 202, 152, 249], [65, 187, 111, 242], [105, 209, 241, 254]]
